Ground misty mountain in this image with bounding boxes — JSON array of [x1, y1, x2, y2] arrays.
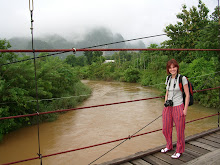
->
[[41, 34, 73, 49], [9, 37, 30, 50], [8, 27, 146, 58], [26, 39, 55, 50], [82, 27, 114, 48]]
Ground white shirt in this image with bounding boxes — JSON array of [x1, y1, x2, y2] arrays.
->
[[165, 74, 188, 106]]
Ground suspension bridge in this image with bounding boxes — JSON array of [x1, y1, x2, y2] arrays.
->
[[0, 0, 220, 164], [0, 33, 220, 165]]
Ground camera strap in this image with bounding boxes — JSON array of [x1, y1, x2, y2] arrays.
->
[[167, 74, 178, 101]]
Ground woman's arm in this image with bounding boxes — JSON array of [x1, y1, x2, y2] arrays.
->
[[183, 84, 189, 116], [165, 90, 168, 103]]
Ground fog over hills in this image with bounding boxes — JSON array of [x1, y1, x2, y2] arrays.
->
[[8, 27, 146, 58]]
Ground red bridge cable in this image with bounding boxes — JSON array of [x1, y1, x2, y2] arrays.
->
[[1, 48, 219, 67], [0, 48, 220, 53], [0, 96, 164, 120], [2, 113, 219, 165], [0, 86, 220, 121]]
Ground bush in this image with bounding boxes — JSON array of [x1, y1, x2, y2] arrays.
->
[[124, 68, 140, 83], [0, 54, 92, 141], [179, 57, 219, 108]]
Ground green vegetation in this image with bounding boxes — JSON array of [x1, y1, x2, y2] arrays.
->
[[0, 0, 219, 141], [0, 40, 91, 141], [66, 1, 219, 108]]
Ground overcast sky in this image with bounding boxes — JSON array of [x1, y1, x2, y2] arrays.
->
[[0, 0, 218, 45]]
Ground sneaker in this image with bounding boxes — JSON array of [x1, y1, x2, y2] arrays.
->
[[171, 152, 181, 159], [161, 147, 169, 153]]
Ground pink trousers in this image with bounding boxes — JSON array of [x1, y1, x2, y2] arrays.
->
[[162, 103, 185, 153]]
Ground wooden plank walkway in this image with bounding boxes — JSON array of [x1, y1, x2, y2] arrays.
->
[[98, 127, 220, 165]]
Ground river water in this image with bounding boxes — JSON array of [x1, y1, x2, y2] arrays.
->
[[0, 80, 218, 165]]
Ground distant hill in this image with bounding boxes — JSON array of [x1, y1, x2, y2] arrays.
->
[[9, 37, 30, 50], [8, 27, 146, 58]]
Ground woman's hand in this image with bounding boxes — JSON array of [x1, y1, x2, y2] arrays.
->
[[183, 109, 187, 116]]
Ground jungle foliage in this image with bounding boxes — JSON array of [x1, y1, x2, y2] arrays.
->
[[66, 1, 219, 108], [0, 40, 91, 141]]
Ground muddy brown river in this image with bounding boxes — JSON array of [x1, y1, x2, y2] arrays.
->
[[0, 80, 218, 165]]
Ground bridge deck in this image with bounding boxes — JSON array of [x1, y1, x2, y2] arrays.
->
[[98, 127, 220, 165]]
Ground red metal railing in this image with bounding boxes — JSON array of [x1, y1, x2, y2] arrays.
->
[[1, 87, 219, 121], [0, 48, 220, 53]]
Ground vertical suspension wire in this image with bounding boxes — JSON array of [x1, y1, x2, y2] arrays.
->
[[218, 111, 219, 127], [218, 0, 220, 127], [29, 0, 42, 164]]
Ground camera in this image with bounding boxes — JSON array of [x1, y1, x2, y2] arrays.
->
[[164, 100, 173, 107]]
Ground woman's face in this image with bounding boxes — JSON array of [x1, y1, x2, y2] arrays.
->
[[169, 64, 178, 75]]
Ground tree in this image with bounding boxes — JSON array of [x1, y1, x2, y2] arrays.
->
[[162, 0, 210, 62], [193, 6, 219, 68], [65, 55, 87, 67], [210, 6, 219, 22], [65, 54, 77, 67], [181, 58, 219, 108], [141, 44, 161, 69], [124, 68, 140, 83], [92, 51, 104, 64], [76, 56, 87, 66], [0, 39, 18, 64], [84, 51, 93, 65], [194, 21, 218, 60], [0, 39, 91, 141], [84, 51, 104, 65]]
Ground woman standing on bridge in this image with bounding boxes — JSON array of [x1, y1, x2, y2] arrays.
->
[[161, 59, 189, 159]]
